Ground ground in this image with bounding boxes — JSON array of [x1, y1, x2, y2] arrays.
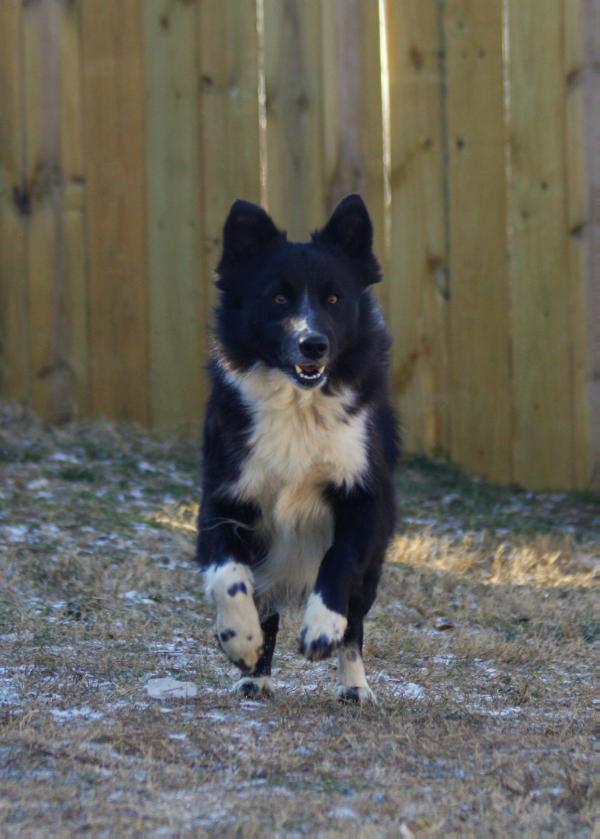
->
[[0, 403, 598, 836]]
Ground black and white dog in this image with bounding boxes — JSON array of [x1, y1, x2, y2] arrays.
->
[[196, 194, 399, 703]]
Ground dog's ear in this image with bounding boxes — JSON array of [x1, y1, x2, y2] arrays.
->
[[221, 199, 283, 262], [315, 194, 374, 260]]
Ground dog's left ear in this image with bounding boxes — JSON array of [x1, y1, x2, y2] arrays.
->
[[314, 194, 374, 261]]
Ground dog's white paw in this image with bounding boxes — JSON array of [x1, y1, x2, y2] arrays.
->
[[232, 676, 274, 699], [336, 684, 377, 705], [298, 592, 347, 660], [205, 562, 263, 671]]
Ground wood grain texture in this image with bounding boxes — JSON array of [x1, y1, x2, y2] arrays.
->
[[445, 0, 512, 483], [264, 0, 326, 238], [386, 0, 449, 455], [581, 0, 600, 488], [564, 0, 591, 488], [320, 0, 388, 311], [507, 0, 573, 489], [144, 0, 203, 431], [23, 0, 79, 422], [82, 0, 149, 423], [0, 1, 30, 404], [198, 0, 262, 337]]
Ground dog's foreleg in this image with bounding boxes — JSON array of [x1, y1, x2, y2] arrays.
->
[[198, 498, 263, 672]]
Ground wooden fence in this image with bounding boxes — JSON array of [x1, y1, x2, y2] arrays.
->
[[0, 0, 598, 491]]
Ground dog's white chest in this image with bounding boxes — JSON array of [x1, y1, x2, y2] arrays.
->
[[228, 367, 369, 603]]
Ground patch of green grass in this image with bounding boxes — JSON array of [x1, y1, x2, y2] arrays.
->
[[58, 465, 98, 483]]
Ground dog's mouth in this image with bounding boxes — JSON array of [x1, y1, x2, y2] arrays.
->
[[290, 362, 327, 388]]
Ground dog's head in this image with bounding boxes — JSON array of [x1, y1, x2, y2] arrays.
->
[[214, 194, 381, 390]]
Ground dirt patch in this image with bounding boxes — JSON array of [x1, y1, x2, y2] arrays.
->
[[0, 403, 598, 835]]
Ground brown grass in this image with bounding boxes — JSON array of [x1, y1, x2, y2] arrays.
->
[[0, 404, 598, 835]]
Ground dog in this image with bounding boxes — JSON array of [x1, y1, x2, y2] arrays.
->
[[196, 194, 399, 703]]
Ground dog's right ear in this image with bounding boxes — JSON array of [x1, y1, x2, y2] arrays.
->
[[221, 199, 283, 263]]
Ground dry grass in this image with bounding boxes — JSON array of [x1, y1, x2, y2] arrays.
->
[[0, 403, 598, 836]]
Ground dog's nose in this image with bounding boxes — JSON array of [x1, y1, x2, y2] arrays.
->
[[298, 333, 329, 360]]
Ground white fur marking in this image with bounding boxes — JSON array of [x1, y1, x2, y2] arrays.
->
[[221, 363, 369, 606], [336, 644, 376, 704], [204, 561, 263, 670], [299, 592, 347, 658]]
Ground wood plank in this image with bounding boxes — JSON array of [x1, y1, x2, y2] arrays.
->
[[445, 0, 512, 483], [143, 0, 203, 432], [198, 0, 262, 351], [81, 0, 149, 424], [507, 0, 573, 489], [0, 1, 30, 404], [319, 0, 388, 311], [264, 0, 326, 238], [23, 0, 73, 422], [59, 0, 88, 420], [386, 0, 449, 455], [581, 0, 600, 489], [564, 0, 591, 488]]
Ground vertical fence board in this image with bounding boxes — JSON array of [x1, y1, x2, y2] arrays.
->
[[0, 2, 29, 404], [264, 0, 325, 238], [144, 0, 203, 430], [82, 0, 149, 423], [320, 0, 388, 310], [445, 0, 512, 483], [60, 0, 88, 419], [387, 0, 449, 455], [564, 0, 590, 488], [582, 0, 600, 488], [198, 0, 262, 335], [23, 0, 72, 422], [508, 0, 573, 489]]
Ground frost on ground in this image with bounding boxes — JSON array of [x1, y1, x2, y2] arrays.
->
[[0, 403, 598, 836]]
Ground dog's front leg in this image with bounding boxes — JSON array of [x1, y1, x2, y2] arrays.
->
[[298, 488, 375, 661], [197, 497, 263, 672]]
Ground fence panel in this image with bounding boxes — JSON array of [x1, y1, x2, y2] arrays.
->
[[0, 0, 596, 490]]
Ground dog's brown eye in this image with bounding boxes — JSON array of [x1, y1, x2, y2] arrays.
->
[[327, 294, 339, 305], [274, 294, 287, 305]]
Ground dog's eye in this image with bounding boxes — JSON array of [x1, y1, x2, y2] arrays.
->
[[274, 294, 287, 305], [327, 294, 339, 305]]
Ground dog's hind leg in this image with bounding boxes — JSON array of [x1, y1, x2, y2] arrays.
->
[[233, 612, 279, 699], [335, 608, 376, 705]]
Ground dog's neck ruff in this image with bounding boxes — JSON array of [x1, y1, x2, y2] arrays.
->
[[218, 359, 370, 496]]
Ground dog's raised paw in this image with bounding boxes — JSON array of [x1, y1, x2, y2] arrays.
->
[[298, 593, 347, 661], [232, 676, 274, 699], [336, 684, 377, 705], [206, 562, 264, 670]]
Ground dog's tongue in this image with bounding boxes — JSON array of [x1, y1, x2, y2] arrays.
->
[[300, 363, 320, 373]]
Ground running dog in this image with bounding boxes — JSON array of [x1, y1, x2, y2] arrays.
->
[[197, 194, 399, 703]]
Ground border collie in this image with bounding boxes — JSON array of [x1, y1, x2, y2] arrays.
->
[[196, 194, 399, 704]]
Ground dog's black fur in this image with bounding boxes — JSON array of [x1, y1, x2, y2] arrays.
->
[[196, 194, 399, 701]]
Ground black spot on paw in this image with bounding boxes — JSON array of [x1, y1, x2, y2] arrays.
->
[[238, 680, 261, 698], [299, 631, 339, 661], [338, 686, 361, 704], [246, 634, 253, 641], [219, 629, 236, 643], [344, 647, 359, 661], [227, 581, 247, 597]]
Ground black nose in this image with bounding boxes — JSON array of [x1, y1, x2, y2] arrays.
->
[[298, 333, 329, 360]]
